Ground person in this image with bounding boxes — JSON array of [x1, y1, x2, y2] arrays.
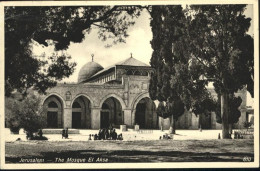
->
[[65, 128, 69, 139], [109, 124, 113, 131], [88, 134, 92, 140], [38, 129, 43, 138], [94, 134, 98, 140], [26, 131, 30, 140], [62, 129, 66, 139], [104, 129, 109, 140], [112, 129, 117, 140]]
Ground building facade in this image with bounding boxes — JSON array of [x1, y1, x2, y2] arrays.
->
[[42, 56, 248, 130]]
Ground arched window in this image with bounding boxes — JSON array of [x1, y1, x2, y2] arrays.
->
[[72, 102, 81, 108], [48, 101, 58, 108]]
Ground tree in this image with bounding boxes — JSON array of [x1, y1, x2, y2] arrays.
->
[[5, 6, 142, 96], [5, 93, 46, 138], [149, 5, 217, 134], [5, 97, 22, 133], [149, 6, 187, 134], [189, 5, 253, 138]]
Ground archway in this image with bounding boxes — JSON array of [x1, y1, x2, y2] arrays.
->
[[135, 97, 157, 129], [100, 97, 123, 129], [71, 96, 91, 129], [43, 95, 63, 128]]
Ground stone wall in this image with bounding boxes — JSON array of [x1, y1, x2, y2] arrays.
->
[[41, 74, 248, 130]]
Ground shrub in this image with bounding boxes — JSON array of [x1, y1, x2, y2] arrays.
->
[[243, 121, 252, 131], [5, 93, 46, 138]]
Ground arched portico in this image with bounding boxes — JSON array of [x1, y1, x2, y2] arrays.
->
[[71, 95, 92, 129], [131, 92, 157, 129], [43, 95, 64, 128], [100, 96, 124, 128]]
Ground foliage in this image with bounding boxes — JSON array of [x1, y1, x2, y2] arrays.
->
[[189, 5, 253, 97], [5, 97, 22, 132], [5, 93, 46, 137], [149, 5, 253, 138], [150, 5, 215, 124], [189, 5, 253, 139], [214, 95, 242, 124], [243, 121, 252, 130], [5, 6, 142, 96]]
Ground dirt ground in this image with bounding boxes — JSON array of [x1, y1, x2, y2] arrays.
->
[[5, 139, 254, 163]]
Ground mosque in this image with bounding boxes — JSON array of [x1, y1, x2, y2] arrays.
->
[[42, 55, 250, 130]]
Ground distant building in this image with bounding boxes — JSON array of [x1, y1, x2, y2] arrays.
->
[[41, 55, 249, 130]]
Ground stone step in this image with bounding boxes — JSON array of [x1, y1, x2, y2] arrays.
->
[[42, 129, 80, 134]]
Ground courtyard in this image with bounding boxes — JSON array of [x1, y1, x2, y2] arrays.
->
[[4, 129, 254, 163]]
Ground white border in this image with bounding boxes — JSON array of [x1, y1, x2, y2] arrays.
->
[[0, 0, 259, 169]]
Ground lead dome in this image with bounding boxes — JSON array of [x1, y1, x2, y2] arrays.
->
[[78, 61, 104, 83]]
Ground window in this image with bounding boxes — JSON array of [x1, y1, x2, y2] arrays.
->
[[66, 91, 71, 100]]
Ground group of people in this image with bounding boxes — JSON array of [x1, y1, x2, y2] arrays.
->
[[159, 134, 173, 140], [88, 126, 123, 140]]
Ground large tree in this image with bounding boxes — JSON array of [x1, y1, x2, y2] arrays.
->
[[149, 5, 253, 137], [5, 6, 141, 96], [149, 5, 214, 134], [189, 5, 253, 138]]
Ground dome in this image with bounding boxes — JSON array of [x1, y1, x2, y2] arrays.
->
[[78, 61, 104, 83]]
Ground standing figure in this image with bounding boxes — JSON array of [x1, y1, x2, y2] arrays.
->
[[65, 128, 69, 139], [62, 129, 66, 139], [38, 129, 43, 138]]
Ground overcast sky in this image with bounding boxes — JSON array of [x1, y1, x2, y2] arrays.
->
[[32, 5, 254, 105]]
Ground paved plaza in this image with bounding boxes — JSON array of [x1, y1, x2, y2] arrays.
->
[[5, 128, 227, 142]]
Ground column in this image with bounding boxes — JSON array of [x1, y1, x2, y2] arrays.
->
[[63, 108, 72, 128], [132, 109, 136, 125], [91, 108, 101, 129], [124, 109, 132, 127]]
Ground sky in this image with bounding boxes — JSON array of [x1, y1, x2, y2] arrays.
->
[[32, 5, 254, 105]]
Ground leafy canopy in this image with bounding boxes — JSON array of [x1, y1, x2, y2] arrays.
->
[[5, 6, 142, 96]]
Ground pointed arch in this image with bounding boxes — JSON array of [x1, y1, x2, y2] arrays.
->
[[70, 93, 94, 108], [99, 93, 126, 110]]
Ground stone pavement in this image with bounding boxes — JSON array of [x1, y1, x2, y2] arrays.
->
[[4, 128, 228, 142]]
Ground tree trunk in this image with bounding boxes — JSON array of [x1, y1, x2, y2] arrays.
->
[[228, 123, 233, 135], [169, 115, 176, 134], [221, 92, 231, 139], [161, 117, 164, 131]]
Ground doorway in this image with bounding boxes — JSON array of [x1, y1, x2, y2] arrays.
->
[[72, 112, 81, 128], [100, 112, 110, 128], [47, 112, 58, 128]]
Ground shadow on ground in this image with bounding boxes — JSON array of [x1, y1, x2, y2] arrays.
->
[[6, 149, 254, 163]]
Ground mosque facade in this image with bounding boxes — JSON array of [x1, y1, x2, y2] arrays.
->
[[41, 56, 249, 130]]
